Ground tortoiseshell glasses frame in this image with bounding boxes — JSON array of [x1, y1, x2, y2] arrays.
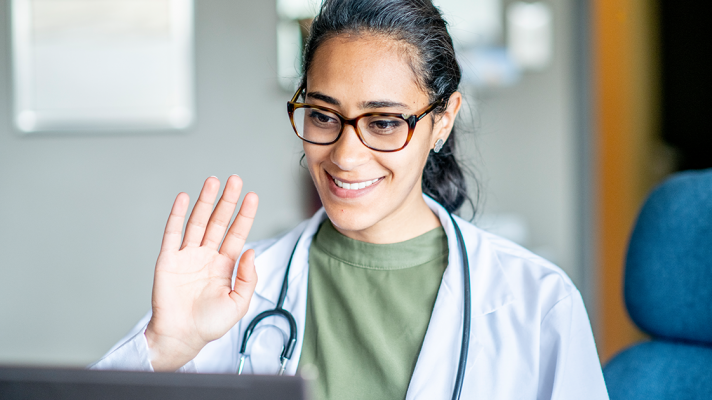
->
[[287, 85, 444, 152]]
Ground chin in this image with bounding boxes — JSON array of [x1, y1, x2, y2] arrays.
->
[[320, 199, 385, 234]]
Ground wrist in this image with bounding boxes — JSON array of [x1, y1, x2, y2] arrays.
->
[[145, 323, 205, 372]]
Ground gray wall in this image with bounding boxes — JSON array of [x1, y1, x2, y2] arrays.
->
[[461, 0, 580, 284], [0, 0, 307, 366], [0, 0, 585, 366]]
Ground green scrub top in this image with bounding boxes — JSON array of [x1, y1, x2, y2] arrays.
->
[[297, 220, 448, 400]]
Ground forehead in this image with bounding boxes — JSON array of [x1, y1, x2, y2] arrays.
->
[[306, 35, 427, 106]]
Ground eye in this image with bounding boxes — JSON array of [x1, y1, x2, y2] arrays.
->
[[367, 118, 405, 135], [307, 110, 338, 127], [373, 120, 398, 129]]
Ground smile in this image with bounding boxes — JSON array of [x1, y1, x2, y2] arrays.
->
[[333, 177, 381, 190]]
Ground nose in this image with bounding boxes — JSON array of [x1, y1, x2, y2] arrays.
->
[[330, 124, 371, 171]]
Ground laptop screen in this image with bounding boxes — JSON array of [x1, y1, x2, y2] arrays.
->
[[0, 366, 307, 400]]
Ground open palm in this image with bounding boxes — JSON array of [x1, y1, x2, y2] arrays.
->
[[146, 176, 259, 371]]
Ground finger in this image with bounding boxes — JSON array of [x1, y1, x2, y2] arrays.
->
[[220, 192, 259, 262], [201, 175, 243, 250], [181, 177, 220, 249], [160, 193, 190, 252], [230, 249, 258, 310]]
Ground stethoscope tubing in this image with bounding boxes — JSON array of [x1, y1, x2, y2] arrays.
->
[[237, 233, 302, 375], [449, 212, 471, 400], [238, 213, 471, 400]]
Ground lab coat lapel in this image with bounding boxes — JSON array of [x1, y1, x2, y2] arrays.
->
[[406, 196, 515, 399], [249, 208, 328, 376]]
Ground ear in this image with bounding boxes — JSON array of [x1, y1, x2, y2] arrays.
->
[[432, 91, 462, 146]]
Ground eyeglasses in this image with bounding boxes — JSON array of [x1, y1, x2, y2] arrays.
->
[[287, 86, 444, 152]]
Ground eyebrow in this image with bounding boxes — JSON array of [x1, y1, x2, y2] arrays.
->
[[306, 91, 409, 111], [306, 92, 340, 106], [361, 100, 409, 110]]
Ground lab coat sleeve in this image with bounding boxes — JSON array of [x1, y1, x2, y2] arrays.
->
[[89, 311, 197, 373], [537, 290, 610, 400]]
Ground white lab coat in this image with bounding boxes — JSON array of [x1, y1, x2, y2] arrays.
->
[[92, 196, 609, 399]]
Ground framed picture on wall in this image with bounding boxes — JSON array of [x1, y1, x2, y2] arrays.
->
[[11, 0, 195, 133]]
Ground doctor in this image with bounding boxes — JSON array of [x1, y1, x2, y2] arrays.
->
[[93, 0, 609, 399]]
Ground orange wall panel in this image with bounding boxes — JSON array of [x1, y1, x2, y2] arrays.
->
[[591, 0, 659, 362]]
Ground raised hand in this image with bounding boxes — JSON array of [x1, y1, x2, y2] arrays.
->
[[145, 175, 259, 371]]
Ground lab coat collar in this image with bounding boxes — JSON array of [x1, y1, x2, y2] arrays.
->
[[252, 208, 328, 306], [423, 195, 516, 317]]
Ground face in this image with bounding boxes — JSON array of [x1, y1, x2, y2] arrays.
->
[[302, 35, 460, 239]]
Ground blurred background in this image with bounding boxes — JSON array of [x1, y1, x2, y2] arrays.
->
[[0, 0, 709, 367]]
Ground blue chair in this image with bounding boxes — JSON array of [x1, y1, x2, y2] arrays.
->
[[603, 168, 712, 399]]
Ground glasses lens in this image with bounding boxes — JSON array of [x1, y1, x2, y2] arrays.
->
[[292, 106, 341, 144], [358, 115, 409, 151]]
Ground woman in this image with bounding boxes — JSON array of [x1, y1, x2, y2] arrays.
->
[[93, 0, 609, 399]]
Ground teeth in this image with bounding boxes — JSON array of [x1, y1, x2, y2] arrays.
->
[[334, 177, 380, 190]]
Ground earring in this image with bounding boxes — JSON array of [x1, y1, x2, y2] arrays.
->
[[433, 138, 445, 153]]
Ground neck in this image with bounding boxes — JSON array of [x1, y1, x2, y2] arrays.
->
[[333, 191, 442, 244]]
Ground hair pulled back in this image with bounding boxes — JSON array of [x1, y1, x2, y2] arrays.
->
[[301, 0, 469, 213]]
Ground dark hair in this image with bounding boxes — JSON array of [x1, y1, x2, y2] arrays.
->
[[300, 0, 471, 214]]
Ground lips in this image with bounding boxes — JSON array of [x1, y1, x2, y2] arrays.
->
[[333, 177, 381, 190], [325, 171, 384, 199]]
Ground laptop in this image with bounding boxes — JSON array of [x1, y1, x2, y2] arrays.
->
[[0, 366, 307, 400]]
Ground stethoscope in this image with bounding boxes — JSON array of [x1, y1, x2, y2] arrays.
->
[[238, 211, 471, 400]]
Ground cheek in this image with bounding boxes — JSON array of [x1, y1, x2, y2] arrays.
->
[[397, 130, 434, 176], [380, 150, 428, 188], [303, 144, 329, 181]]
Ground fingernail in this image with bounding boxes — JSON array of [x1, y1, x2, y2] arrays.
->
[[231, 174, 239, 177], [210, 176, 217, 179]]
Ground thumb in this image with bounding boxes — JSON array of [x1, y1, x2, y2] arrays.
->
[[230, 249, 258, 313]]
